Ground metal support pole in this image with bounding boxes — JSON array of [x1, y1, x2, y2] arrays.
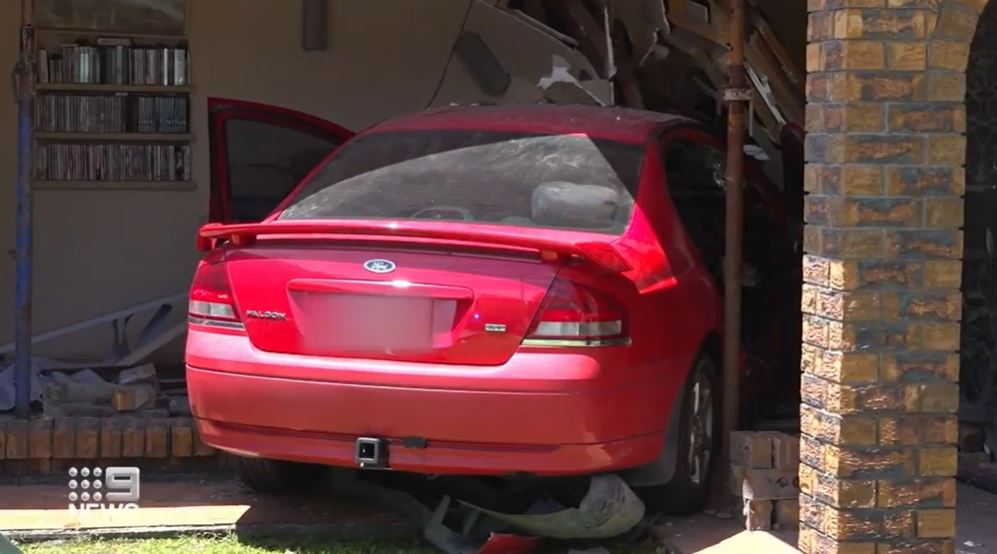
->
[[720, 0, 748, 497], [13, 0, 35, 419]]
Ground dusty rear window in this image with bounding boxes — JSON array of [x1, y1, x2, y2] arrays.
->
[[278, 129, 645, 234]]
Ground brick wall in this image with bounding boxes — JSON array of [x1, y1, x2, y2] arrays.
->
[[801, 1, 985, 552], [0, 416, 217, 479]]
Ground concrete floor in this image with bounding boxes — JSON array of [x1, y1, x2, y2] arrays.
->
[[958, 484, 997, 554]]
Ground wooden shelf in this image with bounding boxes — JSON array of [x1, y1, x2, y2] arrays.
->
[[36, 83, 191, 93], [36, 28, 186, 41], [34, 180, 196, 191], [36, 132, 194, 142], [34, 19, 193, 192]]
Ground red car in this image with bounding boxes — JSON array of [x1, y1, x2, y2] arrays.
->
[[187, 103, 793, 514]]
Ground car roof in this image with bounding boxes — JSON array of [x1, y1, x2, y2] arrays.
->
[[366, 104, 694, 144]]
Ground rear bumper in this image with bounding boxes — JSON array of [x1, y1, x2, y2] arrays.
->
[[195, 412, 663, 476], [188, 366, 669, 475], [186, 329, 684, 476]]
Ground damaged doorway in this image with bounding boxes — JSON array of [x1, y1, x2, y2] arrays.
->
[[961, 1, 997, 458]]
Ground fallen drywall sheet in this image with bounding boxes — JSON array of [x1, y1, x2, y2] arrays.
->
[[0, 293, 186, 357], [537, 55, 610, 106], [0, 291, 187, 412], [460, 474, 646, 540], [431, 0, 601, 107], [0, 358, 87, 412]]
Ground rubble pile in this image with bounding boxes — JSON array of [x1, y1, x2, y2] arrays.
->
[[729, 430, 800, 531], [330, 471, 652, 554], [0, 358, 190, 419]]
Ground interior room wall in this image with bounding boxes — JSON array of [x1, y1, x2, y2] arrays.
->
[[0, 0, 470, 360]]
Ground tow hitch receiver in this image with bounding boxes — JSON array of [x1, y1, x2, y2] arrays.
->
[[355, 437, 389, 469]]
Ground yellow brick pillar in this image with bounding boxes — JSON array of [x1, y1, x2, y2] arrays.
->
[[800, 1, 986, 552]]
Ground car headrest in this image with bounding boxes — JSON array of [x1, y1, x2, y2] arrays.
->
[[532, 181, 621, 229]]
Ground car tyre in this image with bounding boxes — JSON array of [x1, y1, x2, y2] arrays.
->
[[233, 456, 323, 493], [641, 353, 719, 515]]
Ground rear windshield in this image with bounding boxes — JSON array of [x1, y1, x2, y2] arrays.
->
[[278, 129, 645, 234]]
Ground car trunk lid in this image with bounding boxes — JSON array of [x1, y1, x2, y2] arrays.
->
[[206, 221, 632, 366], [224, 242, 557, 365]]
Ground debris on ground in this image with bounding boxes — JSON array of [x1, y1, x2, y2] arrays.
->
[[568, 547, 612, 554], [0, 293, 186, 415], [111, 383, 158, 411], [169, 394, 192, 416], [0, 357, 68, 411], [959, 450, 997, 495], [459, 474, 645, 540], [0, 353, 180, 419], [729, 431, 801, 531], [42, 377, 114, 405], [327, 470, 648, 554], [117, 363, 159, 387], [476, 534, 542, 554]]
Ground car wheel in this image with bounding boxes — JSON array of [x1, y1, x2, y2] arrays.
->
[[233, 455, 323, 493], [642, 354, 719, 515]]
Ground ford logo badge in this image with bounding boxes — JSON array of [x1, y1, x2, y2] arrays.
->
[[364, 259, 396, 274]]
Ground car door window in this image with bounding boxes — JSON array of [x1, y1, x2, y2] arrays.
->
[[664, 135, 795, 381], [223, 119, 339, 223], [663, 139, 728, 280], [208, 98, 354, 224]]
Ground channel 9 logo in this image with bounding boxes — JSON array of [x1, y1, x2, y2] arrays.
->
[[67, 466, 140, 511]]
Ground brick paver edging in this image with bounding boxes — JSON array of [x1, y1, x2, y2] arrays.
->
[[0, 416, 216, 468]]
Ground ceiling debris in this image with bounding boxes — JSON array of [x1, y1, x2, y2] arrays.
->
[[537, 55, 610, 106], [433, 0, 805, 182], [429, 0, 600, 107], [613, 0, 670, 67]]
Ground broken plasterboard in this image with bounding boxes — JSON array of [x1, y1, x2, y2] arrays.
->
[[537, 55, 612, 106], [613, 0, 670, 66], [459, 474, 645, 540], [430, 0, 600, 108], [0, 358, 102, 412], [506, 9, 579, 46]]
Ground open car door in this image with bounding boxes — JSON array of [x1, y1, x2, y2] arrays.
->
[[208, 97, 354, 223]]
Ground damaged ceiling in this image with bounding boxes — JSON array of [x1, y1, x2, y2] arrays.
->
[[431, 0, 806, 185]]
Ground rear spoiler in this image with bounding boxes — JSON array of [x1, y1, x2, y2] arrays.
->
[[197, 221, 632, 273]]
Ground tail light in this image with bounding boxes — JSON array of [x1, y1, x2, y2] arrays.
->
[[524, 277, 628, 346], [189, 253, 244, 330]]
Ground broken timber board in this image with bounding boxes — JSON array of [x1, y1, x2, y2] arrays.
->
[[746, 33, 803, 124], [0, 293, 186, 357], [115, 320, 187, 368], [751, 12, 803, 86], [542, 0, 611, 77], [665, 0, 729, 45]]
